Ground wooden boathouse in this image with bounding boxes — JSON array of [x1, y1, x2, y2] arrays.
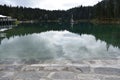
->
[[0, 15, 17, 26]]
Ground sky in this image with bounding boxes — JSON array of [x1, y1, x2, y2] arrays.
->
[[0, 0, 102, 10]]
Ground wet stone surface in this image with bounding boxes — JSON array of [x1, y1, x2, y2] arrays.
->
[[49, 71, 77, 79], [0, 65, 22, 71], [94, 67, 120, 75], [14, 71, 49, 80], [105, 77, 120, 80], [0, 72, 14, 80], [0, 72, 5, 78], [0, 60, 120, 80], [0, 77, 12, 80], [75, 66, 91, 73]]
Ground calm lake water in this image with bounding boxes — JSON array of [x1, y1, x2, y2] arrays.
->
[[0, 22, 120, 63]]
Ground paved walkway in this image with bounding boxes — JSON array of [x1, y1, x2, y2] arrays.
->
[[0, 60, 120, 80]]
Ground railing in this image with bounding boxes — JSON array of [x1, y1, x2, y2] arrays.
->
[[0, 18, 17, 21], [0, 18, 17, 26]]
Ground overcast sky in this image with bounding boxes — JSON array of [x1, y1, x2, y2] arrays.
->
[[0, 0, 102, 10]]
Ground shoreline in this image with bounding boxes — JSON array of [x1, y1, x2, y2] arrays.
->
[[91, 19, 120, 24], [18, 19, 120, 24]]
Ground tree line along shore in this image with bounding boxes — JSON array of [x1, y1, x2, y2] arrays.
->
[[0, 0, 120, 24]]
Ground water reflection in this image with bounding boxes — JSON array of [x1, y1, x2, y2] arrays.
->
[[3, 23, 120, 47], [0, 31, 120, 61], [0, 25, 17, 32]]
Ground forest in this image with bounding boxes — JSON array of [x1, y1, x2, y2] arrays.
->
[[0, 0, 120, 22]]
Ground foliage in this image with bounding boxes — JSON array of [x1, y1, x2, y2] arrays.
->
[[0, 0, 120, 21]]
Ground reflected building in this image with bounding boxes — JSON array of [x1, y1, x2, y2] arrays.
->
[[0, 25, 17, 44], [0, 25, 17, 34]]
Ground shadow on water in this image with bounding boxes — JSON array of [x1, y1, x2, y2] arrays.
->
[[1, 22, 120, 48]]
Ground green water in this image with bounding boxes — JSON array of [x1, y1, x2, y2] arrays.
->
[[0, 22, 120, 62], [3, 23, 120, 47]]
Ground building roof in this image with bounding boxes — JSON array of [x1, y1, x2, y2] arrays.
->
[[0, 15, 7, 18]]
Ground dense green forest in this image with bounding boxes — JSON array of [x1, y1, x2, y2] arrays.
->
[[0, 0, 120, 22]]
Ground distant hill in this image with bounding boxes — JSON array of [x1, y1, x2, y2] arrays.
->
[[0, 0, 120, 23], [94, 0, 120, 19]]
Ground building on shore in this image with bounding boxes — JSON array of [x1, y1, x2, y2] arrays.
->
[[0, 15, 17, 26]]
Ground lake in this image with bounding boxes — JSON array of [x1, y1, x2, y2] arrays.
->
[[0, 22, 120, 64]]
